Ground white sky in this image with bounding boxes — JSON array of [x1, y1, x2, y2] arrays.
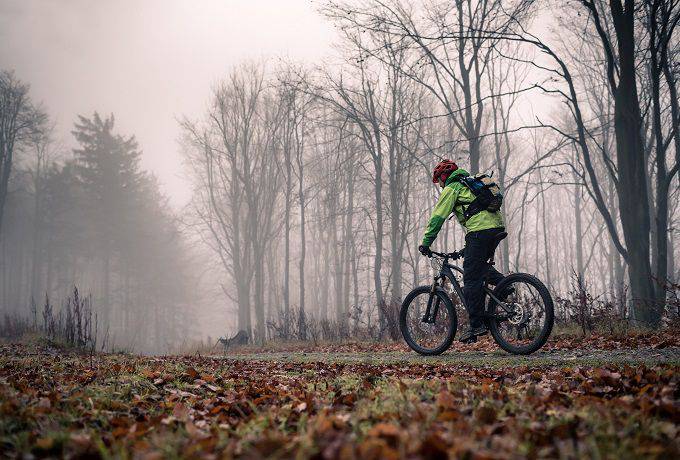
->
[[0, 0, 337, 206]]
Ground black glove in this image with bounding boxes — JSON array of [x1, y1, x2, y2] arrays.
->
[[418, 245, 432, 256]]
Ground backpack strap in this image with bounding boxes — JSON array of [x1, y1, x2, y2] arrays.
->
[[452, 175, 470, 188]]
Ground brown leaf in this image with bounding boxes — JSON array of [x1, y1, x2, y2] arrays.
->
[[110, 416, 131, 428], [436, 389, 456, 410], [249, 433, 288, 457], [173, 402, 190, 421], [185, 420, 208, 439], [112, 426, 128, 438], [475, 405, 497, 424], [358, 437, 399, 460], [549, 421, 576, 440], [342, 393, 357, 406], [200, 373, 216, 382], [437, 409, 460, 421], [418, 433, 449, 459], [367, 423, 401, 447], [141, 369, 158, 379], [35, 437, 54, 450]]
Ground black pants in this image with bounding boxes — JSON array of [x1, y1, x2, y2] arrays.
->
[[462, 227, 506, 328]]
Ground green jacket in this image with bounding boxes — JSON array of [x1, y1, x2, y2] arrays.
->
[[421, 168, 504, 247]]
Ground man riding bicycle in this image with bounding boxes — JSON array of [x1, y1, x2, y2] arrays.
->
[[418, 159, 506, 344]]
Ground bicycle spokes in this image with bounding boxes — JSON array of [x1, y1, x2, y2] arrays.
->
[[492, 280, 548, 348], [405, 291, 454, 352]]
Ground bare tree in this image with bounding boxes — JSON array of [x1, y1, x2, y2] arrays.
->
[[642, 0, 680, 304], [282, 75, 314, 340], [321, 0, 533, 173], [311, 59, 390, 329], [0, 71, 46, 234], [183, 63, 285, 342], [27, 125, 57, 303]]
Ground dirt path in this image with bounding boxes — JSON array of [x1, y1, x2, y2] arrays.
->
[[226, 346, 680, 367]]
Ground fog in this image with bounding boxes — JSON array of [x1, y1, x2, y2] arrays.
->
[[1, 0, 678, 353], [1, 0, 336, 206]]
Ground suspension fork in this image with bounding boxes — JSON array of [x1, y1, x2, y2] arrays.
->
[[423, 275, 444, 323]]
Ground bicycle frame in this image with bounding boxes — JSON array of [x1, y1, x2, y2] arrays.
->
[[424, 257, 515, 324]]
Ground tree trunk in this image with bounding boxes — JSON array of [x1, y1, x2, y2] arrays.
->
[[668, 231, 676, 285], [373, 161, 385, 330], [456, 2, 482, 174], [320, 223, 330, 321], [298, 177, 307, 341], [574, 180, 584, 279], [650, 8, 679, 306], [331, 196, 343, 324], [30, 185, 42, 303], [342, 163, 355, 334], [351, 240, 360, 334], [102, 251, 110, 327], [662, 39, 680, 190], [538, 169, 552, 289], [254, 250, 265, 344], [236, 277, 251, 337], [389, 160, 402, 308], [267, 248, 278, 335], [283, 159, 292, 338], [611, 1, 657, 325]]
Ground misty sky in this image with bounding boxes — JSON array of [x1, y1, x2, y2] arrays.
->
[[0, 0, 337, 206]]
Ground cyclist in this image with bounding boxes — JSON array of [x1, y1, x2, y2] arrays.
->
[[418, 159, 506, 343]]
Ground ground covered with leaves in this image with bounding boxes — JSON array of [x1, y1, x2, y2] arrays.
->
[[1, 337, 678, 459]]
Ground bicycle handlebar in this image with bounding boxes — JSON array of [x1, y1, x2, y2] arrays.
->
[[429, 249, 463, 260]]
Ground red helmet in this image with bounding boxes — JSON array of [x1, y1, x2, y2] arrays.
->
[[432, 159, 458, 183]]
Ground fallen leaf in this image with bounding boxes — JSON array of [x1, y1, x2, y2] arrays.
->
[[173, 402, 190, 421]]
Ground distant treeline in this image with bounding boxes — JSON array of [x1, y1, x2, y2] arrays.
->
[[0, 85, 194, 352]]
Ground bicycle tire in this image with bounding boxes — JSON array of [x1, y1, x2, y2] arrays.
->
[[487, 273, 554, 355], [400, 286, 457, 356]]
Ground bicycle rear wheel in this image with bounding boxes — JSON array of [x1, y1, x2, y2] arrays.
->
[[487, 273, 554, 355], [400, 286, 457, 356]]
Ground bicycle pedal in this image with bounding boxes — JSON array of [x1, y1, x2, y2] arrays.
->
[[459, 335, 478, 344]]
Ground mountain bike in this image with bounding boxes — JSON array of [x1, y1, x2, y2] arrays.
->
[[400, 232, 554, 355]]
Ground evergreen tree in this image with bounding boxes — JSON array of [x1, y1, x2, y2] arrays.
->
[[72, 113, 146, 324]]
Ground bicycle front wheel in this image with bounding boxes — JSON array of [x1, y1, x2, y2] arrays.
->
[[487, 273, 554, 355], [400, 286, 457, 356]]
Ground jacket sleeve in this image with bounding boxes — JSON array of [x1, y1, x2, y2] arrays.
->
[[421, 185, 459, 247]]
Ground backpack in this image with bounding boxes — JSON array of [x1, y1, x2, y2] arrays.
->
[[455, 173, 503, 220]]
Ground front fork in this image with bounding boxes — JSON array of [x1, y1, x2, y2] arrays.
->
[[422, 275, 446, 324]]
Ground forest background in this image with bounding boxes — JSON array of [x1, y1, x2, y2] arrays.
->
[[1, 0, 678, 352]]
